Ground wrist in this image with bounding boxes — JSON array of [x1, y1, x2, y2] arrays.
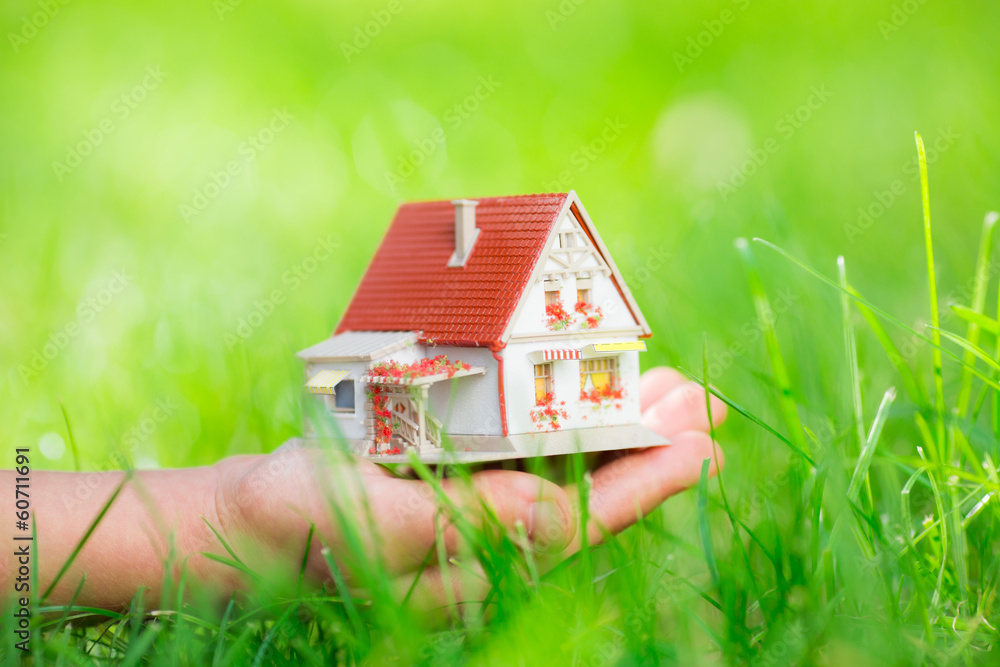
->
[[185, 458, 260, 594]]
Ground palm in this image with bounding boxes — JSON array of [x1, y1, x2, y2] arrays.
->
[[217, 368, 726, 609]]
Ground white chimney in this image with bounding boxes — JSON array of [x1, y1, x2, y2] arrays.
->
[[448, 198, 480, 267]]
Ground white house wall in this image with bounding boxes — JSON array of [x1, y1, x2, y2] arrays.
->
[[510, 209, 642, 339], [425, 346, 501, 436], [503, 336, 642, 435], [304, 344, 424, 441], [500, 208, 648, 436], [305, 344, 502, 440]]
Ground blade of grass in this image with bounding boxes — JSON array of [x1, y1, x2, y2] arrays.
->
[[42, 475, 128, 601], [697, 458, 719, 587], [51, 572, 86, 637], [250, 603, 296, 667], [915, 444, 949, 613], [679, 367, 815, 465], [957, 212, 998, 416], [951, 304, 1000, 335], [58, 400, 81, 472], [852, 285, 928, 406], [735, 237, 810, 462], [932, 327, 1000, 373], [840, 256, 867, 455], [200, 553, 266, 585], [297, 523, 315, 598], [900, 467, 935, 643], [202, 517, 245, 566], [945, 424, 970, 607], [753, 239, 1000, 388], [703, 337, 765, 624], [320, 543, 369, 654], [847, 387, 896, 505], [915, 132, 946, 449], [213, 594, 237, 667], [119, 622, 163, 667]]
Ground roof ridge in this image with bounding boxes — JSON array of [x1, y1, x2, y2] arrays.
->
[[397, 192, 569, 207]]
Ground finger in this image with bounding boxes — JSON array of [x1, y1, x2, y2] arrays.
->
[[366, 470, 576, 573], [641, 380, 727, 436], [639, 367, 690, 413], [567, 431, 723, 548]]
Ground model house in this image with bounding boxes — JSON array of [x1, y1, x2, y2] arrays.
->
[[295, 191, 667, 461]]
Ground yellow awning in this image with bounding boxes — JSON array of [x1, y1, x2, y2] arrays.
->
[[592, 341, 647, 352], [305, 369, 350, 395]]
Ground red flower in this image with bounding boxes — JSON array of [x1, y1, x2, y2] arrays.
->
[[575, 302, 604, 329], [529, 391, 569, 432], [545, 302, 574, 331], [580, 384, 625, 406]]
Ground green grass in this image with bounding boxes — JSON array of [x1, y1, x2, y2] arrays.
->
[[4, 0, 1000, 663], [5, 141, 1000, 665]]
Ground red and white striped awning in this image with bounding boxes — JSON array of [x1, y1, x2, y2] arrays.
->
[[542, 349, 581, 361]]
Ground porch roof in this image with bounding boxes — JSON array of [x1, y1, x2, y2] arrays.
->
[[296, 330, 418, 361], [361, 366, 487, 386]]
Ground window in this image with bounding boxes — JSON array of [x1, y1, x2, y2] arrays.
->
[[545, 290, 560, 306], [559, 231, 578, 248], [577, 288, 591, 304], [580, 357, 617, 392], [326, 379, 355, 413], [534, 363, 553, 404]]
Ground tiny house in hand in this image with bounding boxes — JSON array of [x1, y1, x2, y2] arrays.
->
[[294, 191, 668, 461]]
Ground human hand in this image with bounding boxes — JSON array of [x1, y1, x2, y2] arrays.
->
[[211, 367, 727, 607]]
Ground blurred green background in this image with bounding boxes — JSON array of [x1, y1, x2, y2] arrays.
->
[[2, 0, 999, 473]]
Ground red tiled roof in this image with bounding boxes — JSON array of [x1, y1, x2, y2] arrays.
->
[[335, 193, 570, 348]]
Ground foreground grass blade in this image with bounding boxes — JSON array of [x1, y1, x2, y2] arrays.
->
[[320, 543, 368, 653], [58, 401, 81, 472], [931, 328, 1000, 373], [956, 212, 998, 417], [950, 304, 1000, 335], [754, 238, 1000, 391], [851, 285, 928, 406], [847, 388, 897, 504], [679, 368, 814, 465], [915, 132, 946, 444], [697, 458, 719, 587], [42, 476, 128, 601], [735, 237, 810, 460], [840, 256, 866, 453]]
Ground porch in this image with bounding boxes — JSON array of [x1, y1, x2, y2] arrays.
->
[[360, 364, 486, 454]]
